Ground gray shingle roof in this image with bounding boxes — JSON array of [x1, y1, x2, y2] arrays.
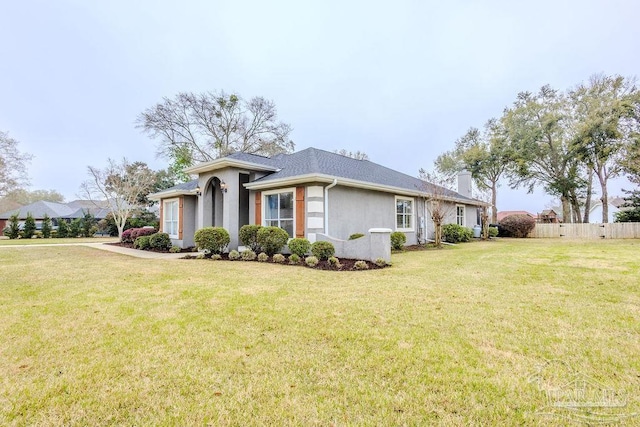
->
[[0, 201, 74, 219], [0, 200, 111, 220], [251, 147, 477, 202], [156, 148, 482, 204]]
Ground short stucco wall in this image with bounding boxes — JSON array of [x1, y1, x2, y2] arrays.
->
[[316, 228, 391, 263]]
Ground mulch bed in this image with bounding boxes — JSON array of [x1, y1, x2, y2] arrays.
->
[[109, 242, 386, 270], [107, 242, 195, 253], [181, 253, 385, 271]]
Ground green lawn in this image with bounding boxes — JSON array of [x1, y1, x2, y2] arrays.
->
[[0, 237, 117, 245], [1, 240, 639, 425]]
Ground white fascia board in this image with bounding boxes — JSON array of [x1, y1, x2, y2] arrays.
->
[[183, 158, 279, 174], [147, 189, 198, 201], [244, 173, 488, 206]]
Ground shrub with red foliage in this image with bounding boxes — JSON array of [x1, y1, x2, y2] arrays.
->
[[499, 214, 536, 238], [121, 227, 157, 243]]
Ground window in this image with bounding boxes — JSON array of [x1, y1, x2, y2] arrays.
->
[[163, 199, 179, 238], [264, 189, 294, 237], [456, 205, 465, 226], [396, 197, 414, 231]]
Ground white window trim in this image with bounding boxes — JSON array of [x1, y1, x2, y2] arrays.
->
[[163, 198, 180, 239], [456, 204, 465, 227], [395, 196, 415, 232], [262, 187, 296, 237]]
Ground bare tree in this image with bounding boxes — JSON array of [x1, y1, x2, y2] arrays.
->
[[418, 169, 457, 247], [136, 91, 294, 170], [80, 159, 156, 239], [334, 149, 369, 160], [0, 131, 33, 197]]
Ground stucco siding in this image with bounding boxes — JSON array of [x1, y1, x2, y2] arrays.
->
[[325, 186, 422, 245]]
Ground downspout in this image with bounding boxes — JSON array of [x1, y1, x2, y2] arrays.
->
[[324, 179, 338, 235]]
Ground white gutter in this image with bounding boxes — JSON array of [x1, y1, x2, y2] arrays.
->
[[324, 179, 338, 235]]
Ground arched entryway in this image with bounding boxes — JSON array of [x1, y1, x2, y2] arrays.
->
[[202, 176, 224, 228]]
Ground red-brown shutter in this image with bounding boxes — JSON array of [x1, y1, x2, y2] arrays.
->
[[255, 191, 262, 225]]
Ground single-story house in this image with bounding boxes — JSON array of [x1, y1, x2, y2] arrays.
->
[[148, 147, 487, 249], [0, 200, 110, 231]]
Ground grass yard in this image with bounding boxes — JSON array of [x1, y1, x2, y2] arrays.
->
[[1, 240, 639, 425], [0, 237, 117, 246]]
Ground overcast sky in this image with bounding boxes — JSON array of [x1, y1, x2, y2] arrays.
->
[[1, 0, 638, 213]]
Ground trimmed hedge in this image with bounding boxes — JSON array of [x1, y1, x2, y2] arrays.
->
[[239, 225, 262, 252], [194, 227, 230, 255], [390, 232, 406, 250], [499, 214, 536, 238], [442, 224, 472, 243], [150, 232, 172, 250], [287, 238, 311, 257], [348, 233, 365, 240], [256, 226, 289, 256], [311, 241, 335, 260]]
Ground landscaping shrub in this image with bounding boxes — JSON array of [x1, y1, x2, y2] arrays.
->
[[272, 253, 285, 263], [22, 213, 36, 239], [169, 245, 181, 253], [374, 258, 388, 268], [68, 218, 82, 238], [256, 226, 289, 256], [194, 227, 230, 254], [390, 231, 406, 250], [305, 256, 319, 267], [488, 226, 499, 238], [257, 252, 269, 262], [228, 250, 240, 260], [239, 225, 262, 252], [499, 214, 536, 238], [41, 214, 52, 239], [328, 256, 342, 269], [121, 228, 134, 243], [288, 254, 300, 264], [56, 220, 69, 238], [6, 215, 20, 239], [211, 254, 222, 260], [354, 260, 369, 270], [287, 237, 311, 257], [134, 235, 151, 250], [150, 232, 172, 250], [241, 249, 257, 261], [348, 233, 364, 240], [131, 227, 157, 241], [442, 224, 472, 243], [311, 241, 335, 260]]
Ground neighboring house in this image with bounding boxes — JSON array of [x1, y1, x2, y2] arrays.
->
[[149, 147, 487, 249], [0, 200, 110, 231], [496, 211, 536, 223], [538, 209, 559, 223]]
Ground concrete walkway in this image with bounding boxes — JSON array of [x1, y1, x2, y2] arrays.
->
[[0, 241, 187, 259]]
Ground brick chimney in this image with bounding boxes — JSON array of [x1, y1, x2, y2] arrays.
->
[[457, 170, 472, 198]]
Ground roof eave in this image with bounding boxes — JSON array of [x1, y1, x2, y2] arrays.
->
[[183, 158, 279, 174], [148, 189, 199, 201], [245, 173, 487, 206]]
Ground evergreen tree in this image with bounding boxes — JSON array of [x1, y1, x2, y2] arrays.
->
[[22, 212, 36, 239], [42, 214, 52, 238], [56, 219, 69, 238], [6, 214, 21, 239]]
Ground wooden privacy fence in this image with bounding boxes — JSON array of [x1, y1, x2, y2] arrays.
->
[[528, 223, 640, 239]]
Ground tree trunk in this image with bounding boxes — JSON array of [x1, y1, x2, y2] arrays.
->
[[561, 195, 571, 223], [583, 171, 593, 223], [491, 182, 498, 224], [570, 191, 582, 223], [598, 172, 609, 223]]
